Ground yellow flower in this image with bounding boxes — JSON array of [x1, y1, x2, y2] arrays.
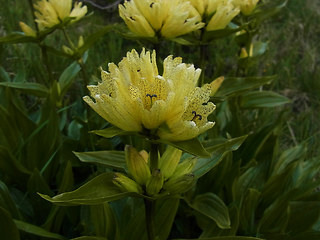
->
[[189, 0, 240, 31], [83, 49, 220, 141], [33, 0, 87, 31], [118, 0, 205, 38], [233, 0, 259, 15]]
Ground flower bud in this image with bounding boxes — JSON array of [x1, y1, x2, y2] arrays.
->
[[163, 173, 195, 194], [125, 145, 151, 185], [159, 146, 182, 180], [19, 22, 36, 37], [139, 150, 149, 163], [209, 76, 224, 97], [240, 0, 259, 15], [240, 48, 249, 58], [62, 45, 74, 55], [78, 36, 84, 48], [113, 173, 143, 193], [146, 169, 164, 196], [172, 157, 197, 178]]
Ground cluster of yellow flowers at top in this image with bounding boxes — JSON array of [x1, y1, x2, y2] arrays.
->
[[119, 0, 205, 38], [84, 49, 223, 141], [119, 0, 260, 38], [20, 0, 87, 37]]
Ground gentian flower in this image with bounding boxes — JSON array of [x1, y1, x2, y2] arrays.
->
[[84, 49, 221, 141]]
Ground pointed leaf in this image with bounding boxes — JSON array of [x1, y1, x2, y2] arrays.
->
[[188, 193, 230, 229], [216, 76, 276, 98], [0, 32, 36, 44], [74, 151, 126, 170], [0, 207, 20, 240], [155, 198, 180, 240], [71, 237, 107, 240], [58, 61, 81, 96], [161, 138, 210, 158], [14, 220, 66, 239], [91, 126, 133, 138], [0, 181, 20, 219], [39, 173, 132, 206], [240, 91, 290, 108], [0, 82, 48, 97], [193, 135, 247, 178], [173, 237, 263, 240]]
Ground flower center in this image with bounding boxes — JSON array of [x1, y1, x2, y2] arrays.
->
[[146, 93, 157, 107]]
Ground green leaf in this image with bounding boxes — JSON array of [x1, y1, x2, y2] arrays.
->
[[253, 0, 288, 24], [173, 236, 263, 240], [193, 135, 247, 178], [203, 26, 246, 42], [14, 220, 66, 239], [155, 198, 180, 240], [91, 126, 133, 138], [215, 76, 276, 98], [286, 201, 320, 234], [0, 181, 20, 219], [240, 91, 290, 108], [0, 207, 20, 240], [0, 32, 37, 44], [239, 189, 261, 232], [0, 146, 31, 183], [90, 203, 117, 239], [58, 61, 81, 96], [0, 82, 48, 97], [39, 173, 132, 206], [161, 138, 211, 158], [257, 180, 320, 233], [74, 150, 126, 170], [272, 144, 306, 176], [200, 205, 240, 238], [188, 193, 230, 229], [71, 237, 107, 240]]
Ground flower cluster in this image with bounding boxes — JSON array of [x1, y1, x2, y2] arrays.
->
[[189, 0, 240, 31], [113, 145, 196, 196], [20, 0, 87, 36], [119, 0, 260, 38], [84, 49, 221, 142], [233, 0, 260, 15], [119, 0, 205, 38]]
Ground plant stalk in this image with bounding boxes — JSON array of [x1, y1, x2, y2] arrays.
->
[[149, 143, 159, 171]]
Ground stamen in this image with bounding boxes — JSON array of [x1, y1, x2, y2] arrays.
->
[[191, 111, 202, 121]]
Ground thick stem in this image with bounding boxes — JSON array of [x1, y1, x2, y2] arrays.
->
[[40, 44, 54, 84], [149, 143, 159, 171], [144, 198, 156, 240]]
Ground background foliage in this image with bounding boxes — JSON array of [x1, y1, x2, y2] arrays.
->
[[0, 0, 319, 239]]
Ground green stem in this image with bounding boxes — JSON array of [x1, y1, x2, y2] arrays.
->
[[144, 198, 156, 240], [40, 44, 54, 84], [62, 28, 75, 50], [150, 143, 159, 171]]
